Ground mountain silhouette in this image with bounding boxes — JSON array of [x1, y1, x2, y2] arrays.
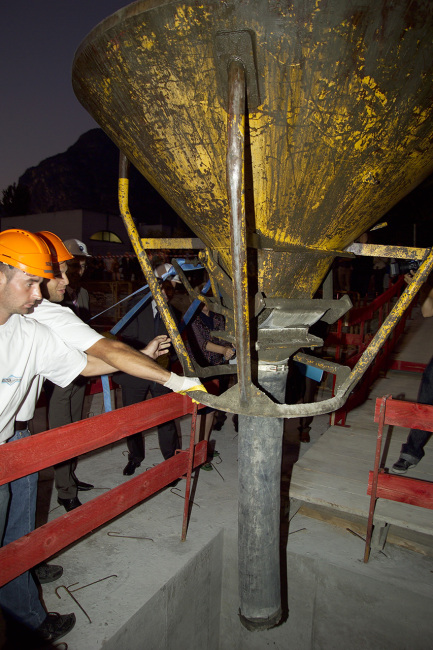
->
[[13, 128, 190, 234]]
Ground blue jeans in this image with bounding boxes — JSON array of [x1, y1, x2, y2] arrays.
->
[[0, 428, 46, 630], [400, 356, 433, 464]]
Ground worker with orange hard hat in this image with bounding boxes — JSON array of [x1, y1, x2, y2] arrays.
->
[[0, 228, 205, 645]]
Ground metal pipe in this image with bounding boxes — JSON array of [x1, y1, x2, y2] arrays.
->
[[226, 59, 251, 407], [336, 247, 433, 397], [188, 247, 433, 415], [238, 366, 288, 629], [118, 153, 195, 374], [364, 395, 388, 562]]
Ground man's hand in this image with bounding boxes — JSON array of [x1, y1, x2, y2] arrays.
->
[[163, 373, 207, 403], [141, 335, 171, 359]]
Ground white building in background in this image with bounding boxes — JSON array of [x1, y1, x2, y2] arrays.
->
[[0, 209, 132, 256]]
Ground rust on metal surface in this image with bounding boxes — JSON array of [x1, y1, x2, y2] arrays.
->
[[73, 0, 433, 298], [72, 0, 433, 416], [227, 59, 251, 406]]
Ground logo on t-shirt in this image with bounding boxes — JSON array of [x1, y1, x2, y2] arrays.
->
[[2, 375, 22, 386]]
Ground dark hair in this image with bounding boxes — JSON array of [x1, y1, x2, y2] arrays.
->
[[0, 262, 17, 281]]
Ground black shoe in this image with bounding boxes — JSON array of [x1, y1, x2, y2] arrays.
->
[[123, 460, 141, 476], [75, 479, 94, 491], [57, 496, 82, 512], [391, 457, 417, 474], [36, 612, 76, 643], [33, 562, 63, 584]]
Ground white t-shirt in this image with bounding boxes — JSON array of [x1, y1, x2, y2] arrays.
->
[[16, 299, 104, 420], [0, 314, 86, 443], [26, 299, 103, 350]]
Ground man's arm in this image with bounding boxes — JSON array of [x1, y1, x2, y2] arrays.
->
[[80, 346, 170, 382], [81, 338, 206, 397], [83, 338, 170, 382]]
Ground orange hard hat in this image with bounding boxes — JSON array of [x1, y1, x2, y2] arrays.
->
[[0, 228, 54, 277], [37, 231, 74, 264]]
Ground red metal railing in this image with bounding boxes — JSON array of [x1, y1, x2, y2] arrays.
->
[[364, 395, 433, 562], [324, 278, 418, 426], [0, 393, 206, 588]]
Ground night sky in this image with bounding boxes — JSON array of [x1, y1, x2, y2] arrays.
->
[[0, 1, 128, 194]]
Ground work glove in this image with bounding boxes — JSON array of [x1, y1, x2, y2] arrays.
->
[[163, 373, 207, 403]]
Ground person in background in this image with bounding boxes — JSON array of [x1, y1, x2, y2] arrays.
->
[[103, 252, 115, 281], [187, 298, 235, 469], [392, 272, 433, 473], [43, 237, 94, 512], [62, 238, 92, 320], [115, 277, 183, 476]]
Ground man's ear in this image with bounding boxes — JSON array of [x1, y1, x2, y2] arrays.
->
[[0, 270, 8, 288]]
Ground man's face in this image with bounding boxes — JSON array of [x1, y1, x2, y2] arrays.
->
[[0, 268, 43, 323], [43, 261, 69, 302], [66, 256, 86, 288]]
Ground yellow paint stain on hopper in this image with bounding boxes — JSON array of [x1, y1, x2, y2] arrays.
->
[[140, 34, 156, 50], [361, 76, 387, 106], [101, 77, 112, 99]]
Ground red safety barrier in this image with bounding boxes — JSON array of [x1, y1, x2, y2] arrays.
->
[[364, 395, 433, 562], [0, 392, 206, 587], [367, 471, 433, 509]]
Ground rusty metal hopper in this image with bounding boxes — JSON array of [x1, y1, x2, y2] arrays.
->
[[72, 0, 433, 417]]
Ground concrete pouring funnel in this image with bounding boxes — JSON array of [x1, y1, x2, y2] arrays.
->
[[73, 0, 433, 300]]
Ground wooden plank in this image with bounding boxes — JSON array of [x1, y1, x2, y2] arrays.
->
[[374, 397, 433, 431], [367, 472, 433, 509], [298, 504, 433, 556], [0, 393, 196, 484], [0, 442, 208, 587], [294, 454, 374, 483], [291, 467, 368, 497], [375, 499, 433, 535], [289, 471, 370, 516]]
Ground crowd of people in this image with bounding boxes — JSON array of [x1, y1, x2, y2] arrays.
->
[[80, 249, 191, 283]]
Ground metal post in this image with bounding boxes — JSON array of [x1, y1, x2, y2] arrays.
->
[[226, 59, 252, 407], [238, 366, 288, 630]]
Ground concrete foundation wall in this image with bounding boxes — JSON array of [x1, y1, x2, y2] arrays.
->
[[219, 523, 433, 650], [103, 532, 223, 650], [100, 522, 433, 650]]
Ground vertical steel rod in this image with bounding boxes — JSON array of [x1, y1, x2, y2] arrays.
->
[[226, 59, 251, 407], [364, 395, 388, 562], [182, 403, 199, 541]]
